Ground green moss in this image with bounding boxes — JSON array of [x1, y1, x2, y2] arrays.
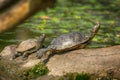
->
[[23, 62, 49, 80], [59, 72, 90, 80]]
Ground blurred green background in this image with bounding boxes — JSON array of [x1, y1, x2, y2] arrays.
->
[[0, 0, 120, 51]]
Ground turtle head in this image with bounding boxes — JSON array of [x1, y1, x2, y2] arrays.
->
[[40, 34, 46, 40], [89, 21, 100, 40], [91, 21, 100, 34], [37, 34, 46, 43], [85, 21, 100, 42]]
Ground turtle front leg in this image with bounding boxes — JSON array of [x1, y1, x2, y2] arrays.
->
[[36, 48, 47, 59], [36, 48, 52, 61]]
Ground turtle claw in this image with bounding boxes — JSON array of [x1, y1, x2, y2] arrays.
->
[[22, 57, 28, 61], [22, 53, 29, 60], [36, 49, 45, 59], [12, 55, 16, 60], [36, 53, 43, 59]]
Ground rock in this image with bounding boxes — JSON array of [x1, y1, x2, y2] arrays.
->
[[0, 45, 41, 68], [0, 45, 41, 80], [0, 45, 17, 59], [0, 45, 120, 79], [46, 45, 120, 79]]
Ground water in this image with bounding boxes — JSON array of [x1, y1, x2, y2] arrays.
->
[[0, 4, 120, 52], [0, 27, 36, 51]]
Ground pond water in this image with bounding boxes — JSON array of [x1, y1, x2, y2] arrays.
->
[[0, 3, 120, 52], [0, 27, 38, 51]]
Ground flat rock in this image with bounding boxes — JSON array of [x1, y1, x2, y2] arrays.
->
[[0, 45, 120, 79], [46, 45, 120, 76]]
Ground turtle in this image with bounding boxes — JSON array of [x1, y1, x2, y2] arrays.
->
[[36, 22, 100, 60], [12, 34, 46, 60]]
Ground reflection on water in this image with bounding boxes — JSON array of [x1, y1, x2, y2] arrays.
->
[[0, 6, 120, 52], [0, 26, 41, 51]]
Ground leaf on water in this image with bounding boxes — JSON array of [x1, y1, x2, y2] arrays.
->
[[74, 15, 81, 19], [39, 16, 51, 20], [116, 34, 120, 38], [51, 17, 60, 23], [58, 29, 69, 33]]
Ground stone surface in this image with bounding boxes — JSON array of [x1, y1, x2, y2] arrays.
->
[[46, 45, 120, 76], [0, 45, 120, 79], [0, 45, 41, 68]]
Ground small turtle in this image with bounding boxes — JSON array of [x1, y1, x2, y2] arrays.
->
[[12, 34, 46, 60], [36, 22, 100, 61]]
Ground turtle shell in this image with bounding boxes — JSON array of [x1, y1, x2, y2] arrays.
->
[[48, 32, 86, 51], [16, 39, 37, 52]]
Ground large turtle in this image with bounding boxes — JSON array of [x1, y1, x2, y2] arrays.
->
[[36, 22, 100, 60], [12, 34, 46, 60]]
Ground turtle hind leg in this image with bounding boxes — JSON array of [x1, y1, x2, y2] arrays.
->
[[12, 52, 23, 59], [22, 52, 29, 60], [22, 50, 36, 60]]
